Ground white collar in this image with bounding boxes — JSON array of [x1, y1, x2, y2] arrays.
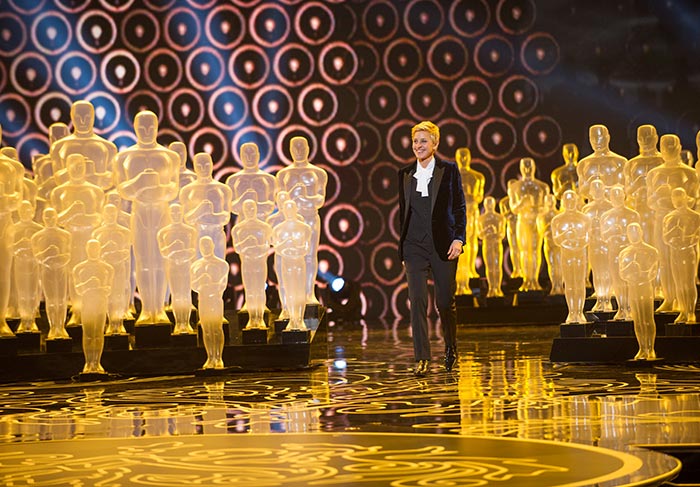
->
[[413, 157, 435, 197], [415, 156, 435, 174]]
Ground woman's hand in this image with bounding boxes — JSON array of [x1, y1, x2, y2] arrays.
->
[[447, 240, 463, 260]]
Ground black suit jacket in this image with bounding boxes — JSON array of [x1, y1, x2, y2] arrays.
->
[[398, 157, 467, 262]]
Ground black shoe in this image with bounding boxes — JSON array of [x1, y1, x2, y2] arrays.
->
[[444, 348, 457, 372], [414, 359, 429, 376]]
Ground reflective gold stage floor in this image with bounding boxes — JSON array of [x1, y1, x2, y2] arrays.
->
[[0, 321, 695, 486]]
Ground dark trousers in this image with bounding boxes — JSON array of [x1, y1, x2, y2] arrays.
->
[[403, 238, 458, 361]]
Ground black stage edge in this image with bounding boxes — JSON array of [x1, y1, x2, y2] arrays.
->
[[457, 281, 627, 326], [45, 337, 73, 353], [642, 444, 700, 485], [241, 327, 269, 344], [456, 277, 574, 325], [0, 307, 328, 383], [550, 305, 700, 362], [104, 333, 130, 350], [550, 335, 700, 363], [134, 323, 172, 348], [0, 336, 17, 356], [458, 294, 568, 325], [171, 332, 198, 348], [666, 322, 700, 336], [15, 331, 41, 352], [558, 320, 636, 338]]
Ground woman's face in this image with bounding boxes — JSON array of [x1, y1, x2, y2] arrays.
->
[[412, 130, 436, 164]]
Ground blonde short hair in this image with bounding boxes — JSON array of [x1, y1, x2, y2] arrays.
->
[[411, 120, 440, 147]]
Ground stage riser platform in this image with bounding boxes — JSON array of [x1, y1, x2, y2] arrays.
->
[[550, 336, 700, 363], [458, 303, 568, 325], [0, 309, 328, 383], [457, 292, 568, 325]]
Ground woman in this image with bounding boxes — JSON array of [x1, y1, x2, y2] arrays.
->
[[398, 121, 466, 376]]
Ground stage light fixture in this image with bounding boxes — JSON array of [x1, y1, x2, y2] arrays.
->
[[320, 272, 361, 324], [330, 277, 345, 293]]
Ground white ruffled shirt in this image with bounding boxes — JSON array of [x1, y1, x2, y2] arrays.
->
[[413, 157, 435, 197]]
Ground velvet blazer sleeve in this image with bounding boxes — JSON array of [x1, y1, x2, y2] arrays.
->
[[431, 159, 467, 261]]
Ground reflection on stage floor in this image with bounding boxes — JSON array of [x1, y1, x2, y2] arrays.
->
[[0, 320, 696, 486]]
